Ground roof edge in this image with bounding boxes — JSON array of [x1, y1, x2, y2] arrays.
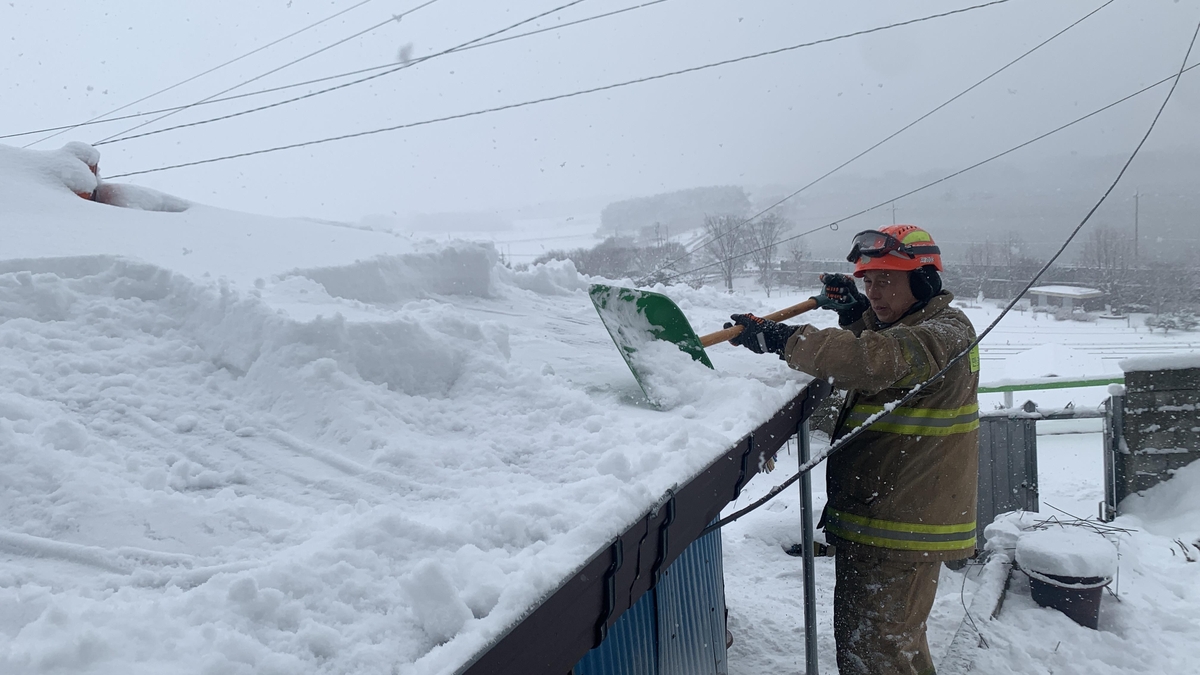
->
[[459, 379, 831, 675]]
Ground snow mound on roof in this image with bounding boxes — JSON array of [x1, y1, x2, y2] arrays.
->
[[292, 243, 499, 303], [0, 143, 811, 674], [503, 258, 590, 295], [0, 257, 509, 398], [94, 182, 190, 212], [0, 142, 98, 199]]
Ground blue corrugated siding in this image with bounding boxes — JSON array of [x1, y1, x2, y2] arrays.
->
[[656, 526, 727, 675], [573, 522, 727, 675], [573, 590, 657, 675]]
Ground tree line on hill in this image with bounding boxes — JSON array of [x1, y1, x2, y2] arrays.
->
[[526, 185, 1199, 324]]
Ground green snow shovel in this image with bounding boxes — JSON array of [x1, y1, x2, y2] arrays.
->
[[589, 284, 818, 401]]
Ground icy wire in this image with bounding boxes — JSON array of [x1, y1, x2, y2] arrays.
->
[[21, 0, 384, 148], [2, 1, 676, 142], [102, 0, 1016, 178], [94, 0, 584, 147]]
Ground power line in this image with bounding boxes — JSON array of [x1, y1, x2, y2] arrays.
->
[[660, 59, 1200, 285], [636, 0, 1116, 285], [95, 0, 593, 147], [20, 0, 382, 149], [704, 16, 1200, 536], [1, 0, 672, 142], [94, 0, 445, 145], [105, 0, 1015, 176]]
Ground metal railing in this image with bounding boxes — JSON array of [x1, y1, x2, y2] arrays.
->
[[979, 375, 1124, 408]]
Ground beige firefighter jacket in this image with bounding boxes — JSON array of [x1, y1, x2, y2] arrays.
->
[[783, 292, 980, 562]]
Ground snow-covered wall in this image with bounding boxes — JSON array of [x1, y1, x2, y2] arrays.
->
[[1112, 359, 1200, 510]]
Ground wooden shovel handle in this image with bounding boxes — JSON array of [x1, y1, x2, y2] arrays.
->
[[700, 298, 819, 348]]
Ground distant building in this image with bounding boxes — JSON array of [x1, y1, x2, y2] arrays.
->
[[1028, 285, 1105, 312]]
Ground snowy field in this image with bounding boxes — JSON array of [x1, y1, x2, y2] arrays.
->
[[2, 143, 1199, 674]]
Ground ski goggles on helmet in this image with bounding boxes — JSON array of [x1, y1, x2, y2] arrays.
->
[[845, 229, 941, 264]]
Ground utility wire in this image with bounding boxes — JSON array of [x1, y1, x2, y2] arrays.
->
[[20, 0, 382, 149], [1, 0, 672, 142], [636, 0, 1116, 286], [660, 59, 1200, 286], [105, 0, 1014, 176], [703, 17, 1200, 537], [95, 0, 592, 146], [95, 0, 444, 145]]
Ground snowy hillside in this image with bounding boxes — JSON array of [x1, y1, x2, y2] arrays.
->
[[0, 144, 814, 674]]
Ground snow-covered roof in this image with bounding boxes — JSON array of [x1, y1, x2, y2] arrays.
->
[[0, 144, 812, 674], [1027, 285, 1104, 298]]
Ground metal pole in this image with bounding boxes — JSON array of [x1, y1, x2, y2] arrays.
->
[[797, 421, 820, 675]]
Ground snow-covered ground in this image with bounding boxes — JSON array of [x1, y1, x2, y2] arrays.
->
[[723, 425, 1200, 674], [3, 143, 1199, 674]]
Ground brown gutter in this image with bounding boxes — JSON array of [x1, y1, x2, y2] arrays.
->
[[458, 379, 831, 675]]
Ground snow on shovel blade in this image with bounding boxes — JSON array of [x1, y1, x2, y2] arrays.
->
[[590, 284, 819, 404], [589, 284, 713, 402]]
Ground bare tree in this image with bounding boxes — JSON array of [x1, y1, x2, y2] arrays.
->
[[784, 238, 812, 289], [1081, 226, 1131, 272], [965, 239, 993, 268], [633, 241, 690, 286], [745, 213, 790, 297], [963, 239, 993, 296], [1080, 226, 1132, 308], [702, 214, 746, 292], [998, 231, 1028, 269]]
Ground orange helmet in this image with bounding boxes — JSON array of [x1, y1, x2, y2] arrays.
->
[[847, 224, 942, 278]]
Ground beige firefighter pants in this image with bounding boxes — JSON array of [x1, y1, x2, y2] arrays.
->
[[833, 546, 940, 675]]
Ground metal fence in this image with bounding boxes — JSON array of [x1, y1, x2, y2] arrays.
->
[[977, 412, 1040, 548], [975, 377, 1116, 547]]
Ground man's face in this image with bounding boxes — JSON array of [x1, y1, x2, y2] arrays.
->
[[861, 269, 918, 324]]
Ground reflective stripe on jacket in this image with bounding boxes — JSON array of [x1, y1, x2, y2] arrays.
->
[[824, 507, 977, 552], [843, 402, 980, 437], [784, 292, 980, 562]]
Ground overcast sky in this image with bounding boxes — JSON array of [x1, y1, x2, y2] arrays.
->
[[3, 0, 1198, 221]]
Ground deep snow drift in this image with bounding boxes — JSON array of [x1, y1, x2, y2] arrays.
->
[[0, 145, 813, 674]]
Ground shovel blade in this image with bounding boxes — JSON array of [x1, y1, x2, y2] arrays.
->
[[589, 284, 713, 400]]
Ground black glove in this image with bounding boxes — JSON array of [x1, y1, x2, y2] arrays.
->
[[811, 273, 869, 326], [725, 313, 798, 356]]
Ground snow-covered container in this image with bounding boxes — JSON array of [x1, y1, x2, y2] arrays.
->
[[1106, 355, 1200, 513], [1015, 528, 1117, 629]]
